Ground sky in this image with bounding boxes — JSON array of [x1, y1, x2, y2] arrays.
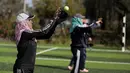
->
[[25, 0, 33, 7]]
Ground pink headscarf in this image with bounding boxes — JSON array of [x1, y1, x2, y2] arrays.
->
[[15, 20, 31, 45]]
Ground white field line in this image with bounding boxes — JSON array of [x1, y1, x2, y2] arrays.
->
[[0, 44, 130, 53], [0, 44, 129, 65], [37, 45, 130, 53], [58, 48, 130, 53], [0, 44, 16, 46], [36, 57, 130, 65], [86, 48, 130, 53], [36, 47, 58, 55]]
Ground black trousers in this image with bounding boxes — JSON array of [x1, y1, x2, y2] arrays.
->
[[13, 66, 34, 73], [69, 56, 74, 66], [70, 47, 86, 73]]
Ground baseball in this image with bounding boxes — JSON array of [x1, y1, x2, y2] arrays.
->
[[64, 6, 69, 11]]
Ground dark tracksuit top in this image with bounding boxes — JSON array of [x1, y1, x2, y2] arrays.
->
[[14, 19, 59, 70], [70, 26, 92, 48], [70, 21, 98, 48]]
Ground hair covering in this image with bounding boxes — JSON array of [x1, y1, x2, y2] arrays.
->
[[15, 13, 34, 45], [69, 17, 83, 33], [15, 20, 31, 45], [74, 13, 85, 19]]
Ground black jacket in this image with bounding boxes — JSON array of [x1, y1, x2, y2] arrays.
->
[[14, 19, 58, 69], [70, 26, 93, 48]]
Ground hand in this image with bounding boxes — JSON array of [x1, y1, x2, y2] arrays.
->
[[97, 18, 103, 24], [88, 37, 92, 42]]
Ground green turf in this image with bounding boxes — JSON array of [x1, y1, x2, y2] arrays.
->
[[37, 49, 130, 63], [0, 52, 16, 57], [0, 56, 15, 63], [35, 65, 69, 73], [0, 48, 17, 52], [38, 49, 130, 59], [87, 57, 130, 63], [0, 62, 13, 71], [35, 59, 130, 73], [36, 59, 130, 70], [0, 71, 12, 73], [0, 44, 130, 73], [87, 51, 130, 59]]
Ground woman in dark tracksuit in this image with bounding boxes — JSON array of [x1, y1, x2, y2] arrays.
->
[[68, 18, 93, 71], [13, 9, 68, 73], [69, 14, 101, 73]]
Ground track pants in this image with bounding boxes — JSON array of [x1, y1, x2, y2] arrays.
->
[[69, 56, 74, 66], [70, 47, 86, 73], [13, 66, 34, 73]]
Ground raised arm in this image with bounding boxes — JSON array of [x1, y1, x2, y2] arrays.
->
[[21, 8, 68, 40]]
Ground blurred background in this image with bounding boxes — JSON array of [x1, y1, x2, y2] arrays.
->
[[0, 0, 130, 49], [0, 0, 130, 73]]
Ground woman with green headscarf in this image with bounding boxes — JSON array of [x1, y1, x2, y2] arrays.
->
[[69, 14, 102, 73]]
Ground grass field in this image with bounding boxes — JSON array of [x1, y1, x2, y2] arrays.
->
[[0, 44, 130, 73]]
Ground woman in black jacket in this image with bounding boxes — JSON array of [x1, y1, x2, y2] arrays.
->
[[13, 8, 68, 73], [69, 14, 102, 73]]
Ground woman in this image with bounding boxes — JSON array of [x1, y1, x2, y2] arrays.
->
[[13, 8, 68, 73], [69, 14, 102, 73]]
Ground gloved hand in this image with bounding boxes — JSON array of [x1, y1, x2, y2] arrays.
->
[[55, 8, 69, 24]]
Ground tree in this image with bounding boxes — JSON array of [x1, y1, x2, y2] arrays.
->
[[83, 0, 130, 46], [34, 0, 62, 18], [65, 0, 86, 16], [0, 0, 23, 38]]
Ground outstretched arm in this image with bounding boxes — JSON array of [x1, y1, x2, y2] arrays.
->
[[21, 8, 68, 40]]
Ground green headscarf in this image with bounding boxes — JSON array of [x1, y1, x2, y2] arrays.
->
[[69, 17, 83, 33]]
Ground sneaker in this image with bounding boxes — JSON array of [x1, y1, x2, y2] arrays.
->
[[68, 66, 73, 70], [80, 69, 89, 72]]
